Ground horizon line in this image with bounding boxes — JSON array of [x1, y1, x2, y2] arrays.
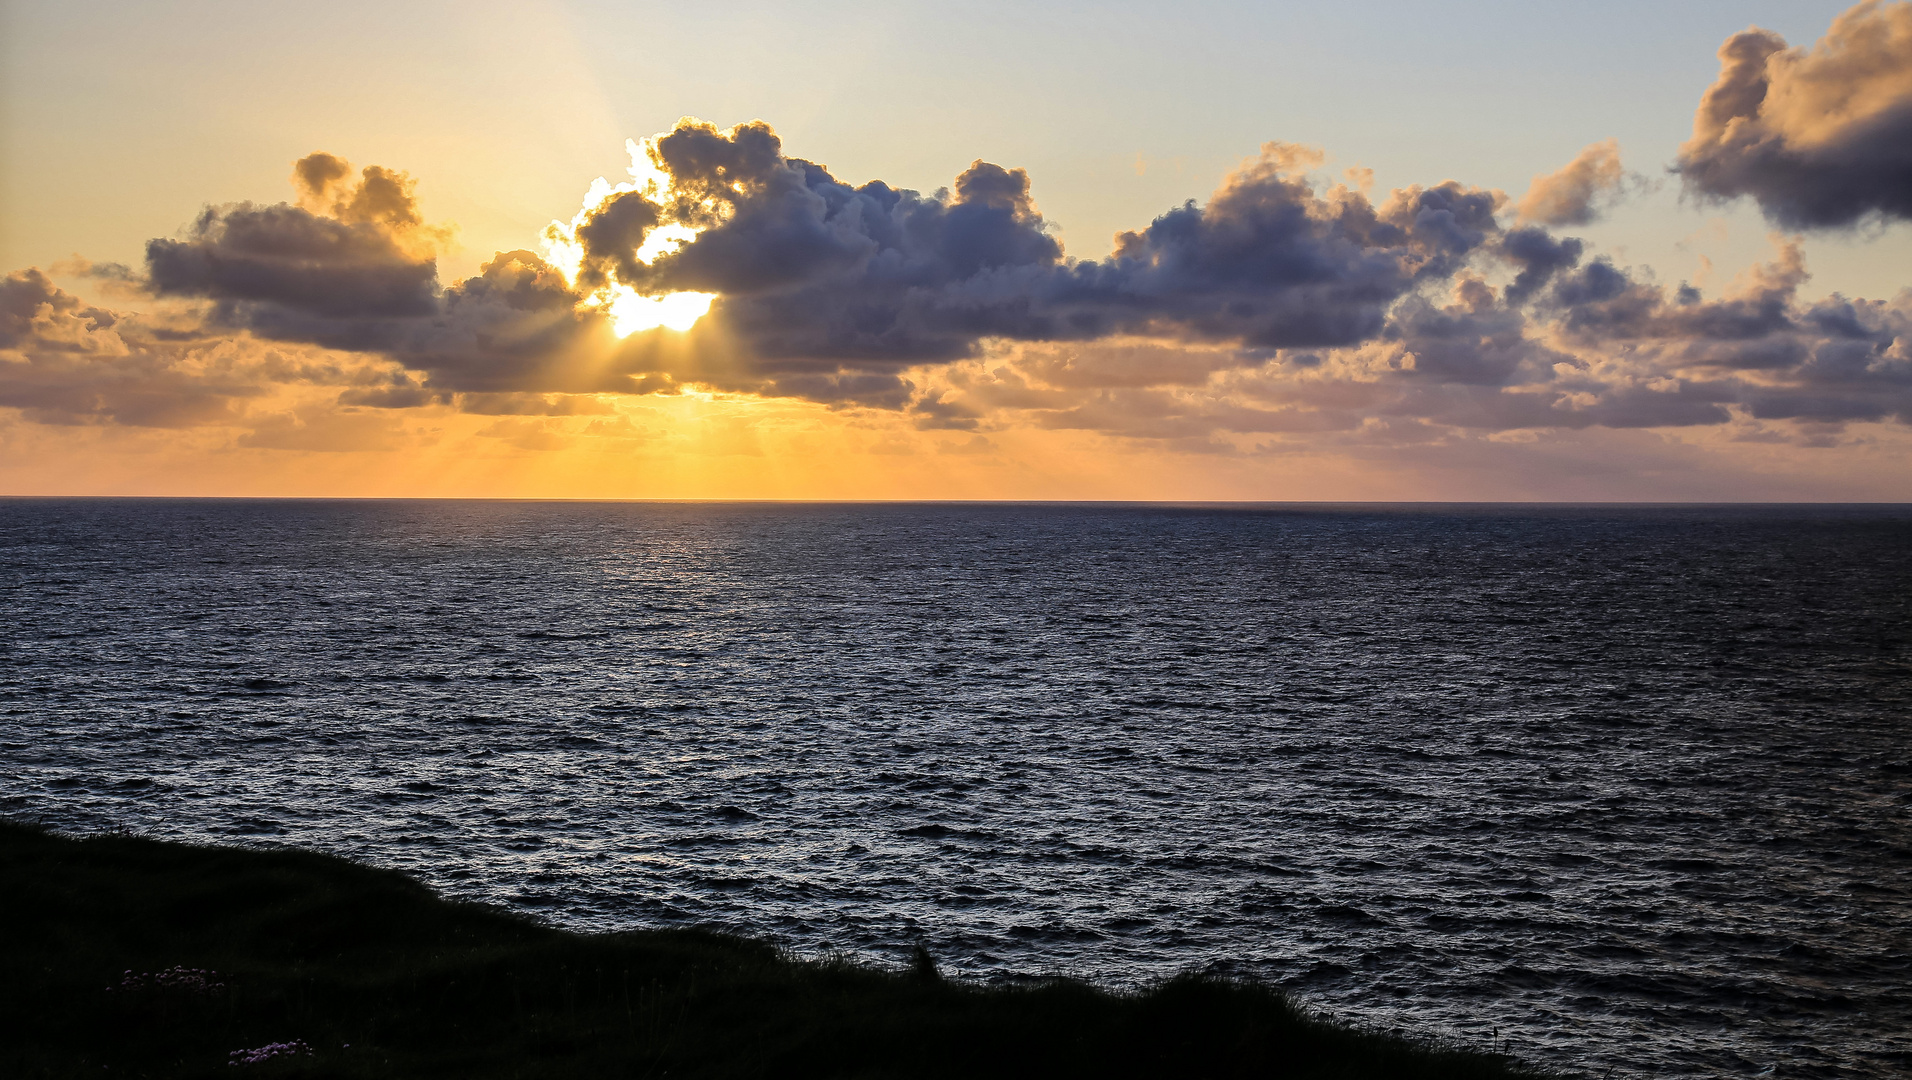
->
[[4, 495, 1910, 508]]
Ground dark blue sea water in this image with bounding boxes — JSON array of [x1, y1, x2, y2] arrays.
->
[[2, 499, 1908, 1078]]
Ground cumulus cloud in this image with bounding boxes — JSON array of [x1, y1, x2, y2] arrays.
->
[[1517, 139, 1631, 226], [141, 158, 624, 395], [571, 124, 1510, 402], [1498, 227, 1585, 304], [1678, 0, 1912, 227], [915, 230, 1911, 445], [120, 122, 1521, 410]]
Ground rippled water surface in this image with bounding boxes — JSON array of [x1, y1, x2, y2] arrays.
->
[[3, 499, 1909, 1078]]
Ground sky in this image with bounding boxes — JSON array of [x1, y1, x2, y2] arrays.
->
[[2, 0, 1909, 499]]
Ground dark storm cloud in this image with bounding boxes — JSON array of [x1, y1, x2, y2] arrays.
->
[[1677, 1, 1912, 228]]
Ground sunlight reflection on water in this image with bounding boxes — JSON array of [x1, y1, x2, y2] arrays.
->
[[3, 500, 1908, 1079]]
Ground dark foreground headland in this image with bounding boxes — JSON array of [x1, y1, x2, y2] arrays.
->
[[2, 822, 1554, 1079]]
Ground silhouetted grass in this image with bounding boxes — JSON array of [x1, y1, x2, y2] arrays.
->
[[1, 820, 1556, 1078]]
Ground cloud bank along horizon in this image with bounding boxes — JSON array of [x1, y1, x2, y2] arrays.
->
[[4, 0, 1911, 497]]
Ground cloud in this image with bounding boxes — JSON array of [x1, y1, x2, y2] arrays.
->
[[0, 267, 407, 432], [146, 202, 439, 337], [1678, 0, 1912, 227], [291, 153, 440, 239], [47, 257, 149, 300], [148, 168, 622, 393], [1518, 139, 1630, 226], [912, 229, 1911, 445], [1062, 164, 1506, 348], [0, 268, 242, 427], [452, 392, 615, 416], [11, 127, 1908, 456], [236, 405, 410, 452], [394, 248, 615, 393], [553, 125, 1506, 404], [595, 119, 1072, 397], [1498, 227, 1585, 304], [139, 155, 611, 392], [1, 268, 116, 352], [473, 417, 575, 452]]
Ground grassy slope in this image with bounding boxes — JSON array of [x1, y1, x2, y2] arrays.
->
[[1, 822, 1554, 1079]]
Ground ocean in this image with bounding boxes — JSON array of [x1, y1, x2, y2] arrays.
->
[[3, 499, 1907, 1078]]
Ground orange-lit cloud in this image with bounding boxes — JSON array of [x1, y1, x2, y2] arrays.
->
[[1518, 139, 1635, 227], [1679, 0, 1912, 227]]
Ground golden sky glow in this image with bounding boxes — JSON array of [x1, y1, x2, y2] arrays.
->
[[6, 385, 1907, 501], [3, 1, 1909, 500]]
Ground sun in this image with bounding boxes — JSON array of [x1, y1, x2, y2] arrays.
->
[[603, 286, 714, 335], [542, 139, 716, 338]]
